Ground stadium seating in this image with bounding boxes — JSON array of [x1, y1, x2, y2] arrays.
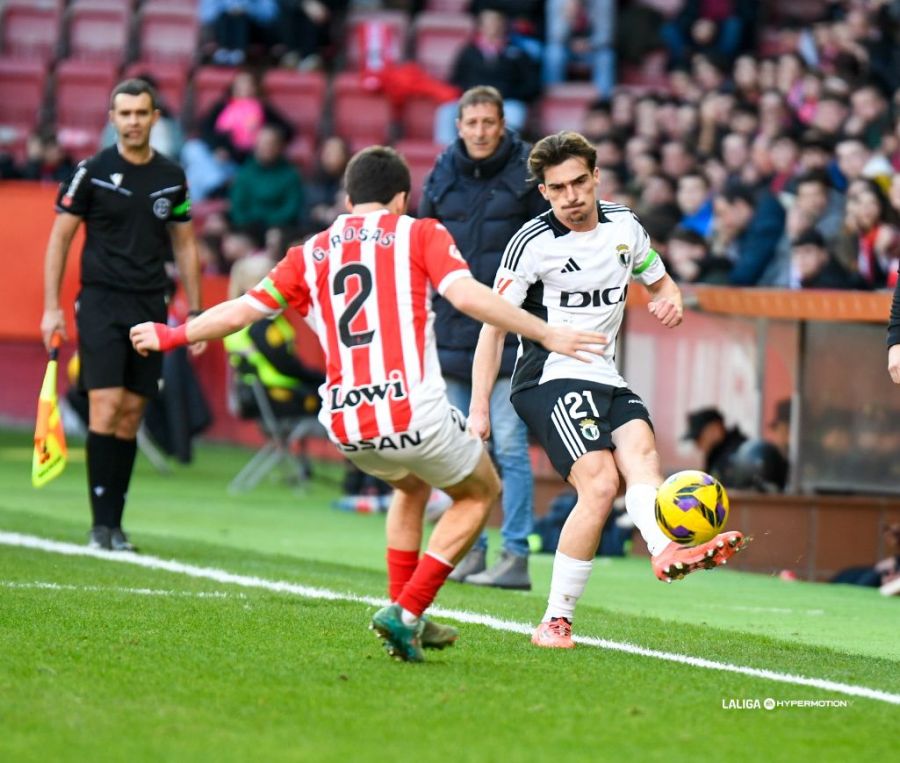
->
[[123, 61, 188, 115], [536, 82, 598, 136], [424, 0, 470, 11], [261, 69, 326, 139], [331, 72, 392, 151], [190, 66, 238, 124], [285, 133, 315, 175], [400, 96, 440, 141], [0, 1, 62, 65], [55, 58, 117, 159], [342, 9, 410, 71], [66, 0, 130, 64], [0, 58, 47, 141], [393, 139, 441, 213], [412, 12, 473, 81], [137, 2, 199, 66]]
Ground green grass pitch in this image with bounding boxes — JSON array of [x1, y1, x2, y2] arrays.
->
[[0, 431, 897, 763]]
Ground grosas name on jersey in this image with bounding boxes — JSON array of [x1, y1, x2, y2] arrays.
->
[[560, 284, 628, 308], [315, 227, 397, 259]]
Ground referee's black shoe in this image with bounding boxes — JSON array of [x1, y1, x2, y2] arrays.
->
[[110, 528, 138, 553], [88, 526, 112, 551]]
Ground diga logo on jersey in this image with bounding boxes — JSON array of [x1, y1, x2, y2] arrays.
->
[[559, 284, 628, 308], [616, 244, 631, 268]]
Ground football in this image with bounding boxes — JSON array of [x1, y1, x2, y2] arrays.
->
[[655, 470, 729, 545]]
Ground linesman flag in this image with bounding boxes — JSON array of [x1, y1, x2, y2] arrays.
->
[[32, 333, 67, 487]]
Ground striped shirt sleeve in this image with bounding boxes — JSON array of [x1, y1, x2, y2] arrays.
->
[[243, 245, 311, 317]]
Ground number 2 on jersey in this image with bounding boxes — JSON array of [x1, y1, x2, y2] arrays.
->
[[333, 263, 375, 348]]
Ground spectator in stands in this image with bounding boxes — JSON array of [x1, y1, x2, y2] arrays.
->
[[434, 8, 541, 145], [200, 0, 279, 66], [844, 178, 900, 289], [419, 86, 546, 590], [181, 70, 293, 201], [660, 139, 697, 180], [768, 131, 801, 195], [230, 124, 305, 232], [543, 0, 616, 98], [303, 135, 349, 233], [660, 0, 754, 69], [761, 169, 845, 287], [682, 407, 747, 485], [788, 228, 866, 290], [676, 171, 714, 238], [21, 133, 74, 183], [221, 224, 267, 273], [665, 226, 731, 285], [711, 183, 786, 286], [277, 0, 346, 70], [835, 136, 893, 190], [100, 75, 184, 160], [581, 99, 615, 144]]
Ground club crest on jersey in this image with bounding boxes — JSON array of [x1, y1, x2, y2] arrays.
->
[[578, 418, 600, 441], [152, 197, 171, 219], [616, 244, 631, 268]]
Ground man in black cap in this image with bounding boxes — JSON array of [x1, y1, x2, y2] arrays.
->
[[789, 228, 866, 290], [683, 407, 746, 482]]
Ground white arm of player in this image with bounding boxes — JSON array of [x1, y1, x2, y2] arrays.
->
[[469, 323, 506, 440], [646, 273, 684, 328], [443, 275, 607, 363]]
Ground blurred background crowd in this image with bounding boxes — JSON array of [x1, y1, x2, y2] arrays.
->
[[1, 0, 899, 288]]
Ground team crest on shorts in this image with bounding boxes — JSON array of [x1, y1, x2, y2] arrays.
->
[[578, 418, 600, 441], [616, 244, 631, 268], [152, 197, 171, 219]]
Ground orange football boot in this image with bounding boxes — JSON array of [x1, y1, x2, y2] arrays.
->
[[652, 531, 749, 582]]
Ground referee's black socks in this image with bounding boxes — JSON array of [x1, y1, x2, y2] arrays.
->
[[111, 436, 138, 529], [87, 432, 119, 529]]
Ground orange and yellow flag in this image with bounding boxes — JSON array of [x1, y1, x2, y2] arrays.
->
[[32, 333, 67, 487]]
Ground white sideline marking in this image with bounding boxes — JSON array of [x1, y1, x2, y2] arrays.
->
[[2, 530, 898, 707], [1, 581, 245, 599]]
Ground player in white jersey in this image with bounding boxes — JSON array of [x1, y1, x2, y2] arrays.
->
[[130, 146, 607, 662], [470, 132, 748, 649]]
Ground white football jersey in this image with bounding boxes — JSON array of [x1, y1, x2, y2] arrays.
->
[[494, 201, 667, 393]]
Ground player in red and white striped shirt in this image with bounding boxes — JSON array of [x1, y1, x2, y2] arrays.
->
[[130, 147, 606, 662]]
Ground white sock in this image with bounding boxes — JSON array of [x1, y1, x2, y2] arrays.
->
[[400, 608, 420, 626], [626, 484, 671, 556], [542, 551, 593, 622]]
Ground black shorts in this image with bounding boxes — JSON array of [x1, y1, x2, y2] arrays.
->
[[511, 379, 653, 480], [76, 286, 167, 397]]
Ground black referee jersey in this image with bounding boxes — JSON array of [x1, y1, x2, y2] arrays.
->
[[55, 145, 191, 293]]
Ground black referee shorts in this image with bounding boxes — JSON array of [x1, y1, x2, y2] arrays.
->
[[511, 379, 653, 480], [75, 286, 167, 398]]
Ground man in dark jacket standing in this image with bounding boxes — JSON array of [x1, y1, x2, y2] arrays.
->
[[682, 407, 747, 484], [420, 86, 547, 589]]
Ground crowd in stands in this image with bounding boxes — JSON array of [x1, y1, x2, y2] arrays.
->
[[1, 0, 899, 289]]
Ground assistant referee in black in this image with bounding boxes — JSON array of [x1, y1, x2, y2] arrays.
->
[[41, 79, 204, 551]]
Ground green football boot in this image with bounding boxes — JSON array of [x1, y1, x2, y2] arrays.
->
[[420, 616, 459, 650], [370, 604, 425, 663]]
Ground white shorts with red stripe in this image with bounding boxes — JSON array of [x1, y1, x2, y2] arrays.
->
[[336, 404, 484, 488]]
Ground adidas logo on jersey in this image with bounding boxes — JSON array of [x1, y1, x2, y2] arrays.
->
[[560, 258, 581, 273]]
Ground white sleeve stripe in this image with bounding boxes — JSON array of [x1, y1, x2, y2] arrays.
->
[[241, 293, 281, 315], [501, 218, 548, 270], [504, 224, 549, 272], [436, 269, 471, 296]]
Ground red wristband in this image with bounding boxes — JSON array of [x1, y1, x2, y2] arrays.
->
[[153, 323, 189, 352]]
